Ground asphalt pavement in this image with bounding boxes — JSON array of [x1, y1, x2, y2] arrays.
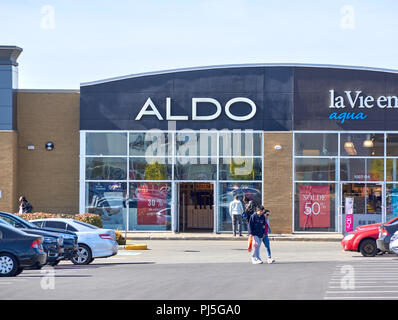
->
[[1, 240, 397, 300]]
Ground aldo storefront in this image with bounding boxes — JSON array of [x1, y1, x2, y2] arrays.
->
[[78, 63, 398, 235], [6, 44, 397, 235]]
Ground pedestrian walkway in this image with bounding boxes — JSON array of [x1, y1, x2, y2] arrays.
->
[[325, 259, 398, 300], [122, 232, 343, 242]]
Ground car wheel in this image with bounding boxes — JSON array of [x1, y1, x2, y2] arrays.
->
[[14, 268, 23, 276], [0, 253, 19, 277], [49, 260, 61, 266], [71, 244, 92, 265], [360, 239, 378, 257]]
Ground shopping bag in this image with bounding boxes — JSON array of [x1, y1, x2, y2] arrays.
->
[[248, 235, 253, 252]]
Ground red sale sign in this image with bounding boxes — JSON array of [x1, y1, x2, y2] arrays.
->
[[299, 185, 330, 228], [136, 183, 167, 225]]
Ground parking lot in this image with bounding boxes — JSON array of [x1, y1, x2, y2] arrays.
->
[[0, 240, 397, 300]]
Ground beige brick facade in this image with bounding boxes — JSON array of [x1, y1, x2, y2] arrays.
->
[[16, 91, 80, 213], [263, 132, 293, 234], [0, 131, 18, 212]]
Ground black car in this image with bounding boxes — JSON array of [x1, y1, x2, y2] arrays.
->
[[0, 218, 63, 267], [0, 224, 47, 276], [377, 220, 398, 253], [0, 212, 78, 264]]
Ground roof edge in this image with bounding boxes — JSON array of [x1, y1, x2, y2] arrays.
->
[[16, 89, 80, 93], [80, 63, 398, 87]]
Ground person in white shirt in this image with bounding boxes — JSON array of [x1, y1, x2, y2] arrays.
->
[[229, 195, 244, 236]]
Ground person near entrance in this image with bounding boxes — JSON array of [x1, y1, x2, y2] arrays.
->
[[248, 205, 266, 264], [229, 195, 244, 236], [243, 196, 256, 224]]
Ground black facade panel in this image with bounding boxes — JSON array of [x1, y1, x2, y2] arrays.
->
[[80, 66, 294, 131], [293, 67, 398, 131], [80, 65, 398, 132]]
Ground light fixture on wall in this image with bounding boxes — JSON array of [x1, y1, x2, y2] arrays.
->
[[45, 142, 55, 151], [363, 135, 374, 148], [27, 145, 35, 150], [344, 141, 357, 155], [274, 144, 282, 150]]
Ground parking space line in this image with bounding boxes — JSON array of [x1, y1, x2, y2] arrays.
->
[[325, 296, 398, 299]]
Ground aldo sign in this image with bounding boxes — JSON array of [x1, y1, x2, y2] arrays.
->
[[135, 97, 257, 121]]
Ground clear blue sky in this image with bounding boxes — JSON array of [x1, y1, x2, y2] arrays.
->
[[1, 0, 397, 89]]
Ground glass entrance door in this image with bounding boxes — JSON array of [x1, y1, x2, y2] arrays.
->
[[341, 183, 383, 234], [178, 182, 214, 232]]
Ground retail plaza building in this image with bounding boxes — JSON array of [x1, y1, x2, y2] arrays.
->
[[2, 45, 398, 234]]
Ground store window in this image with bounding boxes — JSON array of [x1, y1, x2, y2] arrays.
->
[[219, 158, 262, 181], [294, 133, 338, 156], [85, 182, 127, 230], [86, 132, 127, 156], [129, 132, 171, 156], [387, 159, 398, 181], [218, 182, 262, 232], [128, 182, 172, 231], [86, 157, 127, 180], [387, 134, 398, 156], [340, 158, 384, 181], [219, 132, 262, 157], [82, 130, 263, 232], [175, 157, 217, 180], [386, 183, 398, 222], [294, 183, 337, 232], [129, 157, 172, 180], [176, 132, 217, 157], [294, 158, 336, 181], [340, 133, 384, 157]]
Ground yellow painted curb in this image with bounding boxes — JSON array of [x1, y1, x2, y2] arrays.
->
[[125, 244, 148, 250]]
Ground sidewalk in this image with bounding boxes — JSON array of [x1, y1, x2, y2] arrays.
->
[[122, 232, 344, 242]]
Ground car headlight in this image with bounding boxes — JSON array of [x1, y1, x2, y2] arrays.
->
[[344, 234, 355, 241], [57, 237, 64, 246]]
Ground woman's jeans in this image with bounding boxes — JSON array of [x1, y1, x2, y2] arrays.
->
[[262, 234, 272, 258]]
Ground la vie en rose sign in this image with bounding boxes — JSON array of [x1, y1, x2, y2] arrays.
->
[[329, 90, 398, 123]]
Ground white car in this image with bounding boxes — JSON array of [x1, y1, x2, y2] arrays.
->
[[389, 231, 398, 254], [30, 218, 118, 265]]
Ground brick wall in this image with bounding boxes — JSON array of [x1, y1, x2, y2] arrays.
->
[[17, 91, 80, 213], [263, 132, 293, 234], [0, 131, 18, 212]]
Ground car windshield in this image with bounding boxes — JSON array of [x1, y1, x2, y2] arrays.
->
[[0, 218, 12, 226], [73, 220, 98, 230], [11, 214, 40, 229]]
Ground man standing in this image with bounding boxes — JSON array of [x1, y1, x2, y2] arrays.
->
[[248, 205, 266, 264], [229, 195, 244, 237]]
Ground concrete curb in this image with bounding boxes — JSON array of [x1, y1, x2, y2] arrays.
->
[[118, 234, 343, 245]]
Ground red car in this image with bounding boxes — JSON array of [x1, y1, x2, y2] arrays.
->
[[341, 217, 398, 257]]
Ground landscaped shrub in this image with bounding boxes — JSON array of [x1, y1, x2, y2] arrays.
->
[[15, 212, 103, 228], [114, 229, 126, 245], [73, 213, 103, 228]]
